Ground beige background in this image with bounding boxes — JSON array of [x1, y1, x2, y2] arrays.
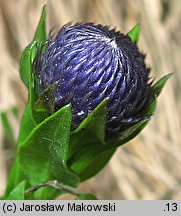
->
[[0, 0, 180, 199]]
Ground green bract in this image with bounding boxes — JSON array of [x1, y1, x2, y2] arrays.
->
[[1, 6, 172, 200]]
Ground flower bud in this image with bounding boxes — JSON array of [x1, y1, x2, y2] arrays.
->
[[33, 22, 152, 133]]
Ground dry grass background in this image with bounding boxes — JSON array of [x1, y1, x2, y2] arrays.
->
[[0, 0, 180, 199]]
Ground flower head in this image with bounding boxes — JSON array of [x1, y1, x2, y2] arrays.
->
[[33, 22, 152, 133]]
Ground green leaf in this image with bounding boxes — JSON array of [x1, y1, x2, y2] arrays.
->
[[68, 99, 111, 180], [19, 5, 49, 135], [2, 158, 18, 199], [34, 5, 47, 42], [3, 5, 49, 200], [2, 156, 28, 200], [20, 5, 46, 88], [20, 41, 37, 89], [127, 23, 141, 43], [76, 193, 98, 200], [1, 111, 16, 148], [21, 4, 46, 73], [19, 43, 38, 143], [19, 44, 48, 131], [18, 103, 36, 145], [74, 147, 116, 181], [70, 98, 108, 155], [106, 118, 150, 147], [151, 73, 173, 97], [3, 5, 50, 200], [18, 74, 48, 142], [18, 5, 50, 146], [18, 105, 80, 199], [68, 97, 157, 181], [6, 181, 26, 200], [107, 98, 157, 147]]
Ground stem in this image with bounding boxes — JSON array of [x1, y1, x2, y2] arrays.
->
[[25, 180, 84, 197]]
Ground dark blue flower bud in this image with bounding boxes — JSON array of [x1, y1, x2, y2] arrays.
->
[[33, 22, 152, 133]]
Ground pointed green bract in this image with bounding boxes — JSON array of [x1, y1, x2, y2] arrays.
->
[[71, 98, 157, 181], [19, 5, 48, 138], [34, 83, 58, 114], [107, 98, 157, 147], [71, 98, 108, 140], [107, 118, 151, 147], [20, 4, 47, 87], [151, 73, 173, 97], [69, 99, 108, 157], [19, 5, 49, 144], [20, 41, 36, 89], [128, 23, 141, 43], [68, 97, 156, 181], [68, 99, 115, 181], [34, 5, 47, 42], [18, 105, 79, 199], [70, 98, 108, 153]]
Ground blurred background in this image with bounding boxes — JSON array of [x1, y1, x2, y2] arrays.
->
[[0, 0, 180, 199]]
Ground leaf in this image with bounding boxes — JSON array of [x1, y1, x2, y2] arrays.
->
[[1, 111, 16, 148], [20, 41, 37, 89], [151, 73, 173, 97], [3, 5, 50, 200], [68, 99, 114, 181], [76, 193, 98, 200], [70, 99, 108, 156], [107, 118, 150, 147], [19, 5, 48, 137], [72, 147, 116, 181], [107, 98, 157, 147], [20, 5, 46, 88], [81, 148, 115, 180], [19, 43, 43, 144], [18, 103, 36, 145], [19, 43, 39, 144], [2, 155, 28, 200], [19, 46, 48, 137], [68, 97, 157, 181], [127, 23, 141, 43], [6, 181, 26, 200], [34, 5, 47, 42], [18, 105, 80, 199], [2, 159, 18, 199]]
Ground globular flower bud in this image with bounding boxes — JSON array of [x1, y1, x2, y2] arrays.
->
[[33, 22, 152, 133]]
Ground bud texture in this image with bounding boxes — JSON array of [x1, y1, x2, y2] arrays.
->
[[33, 23, 152, 132]]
